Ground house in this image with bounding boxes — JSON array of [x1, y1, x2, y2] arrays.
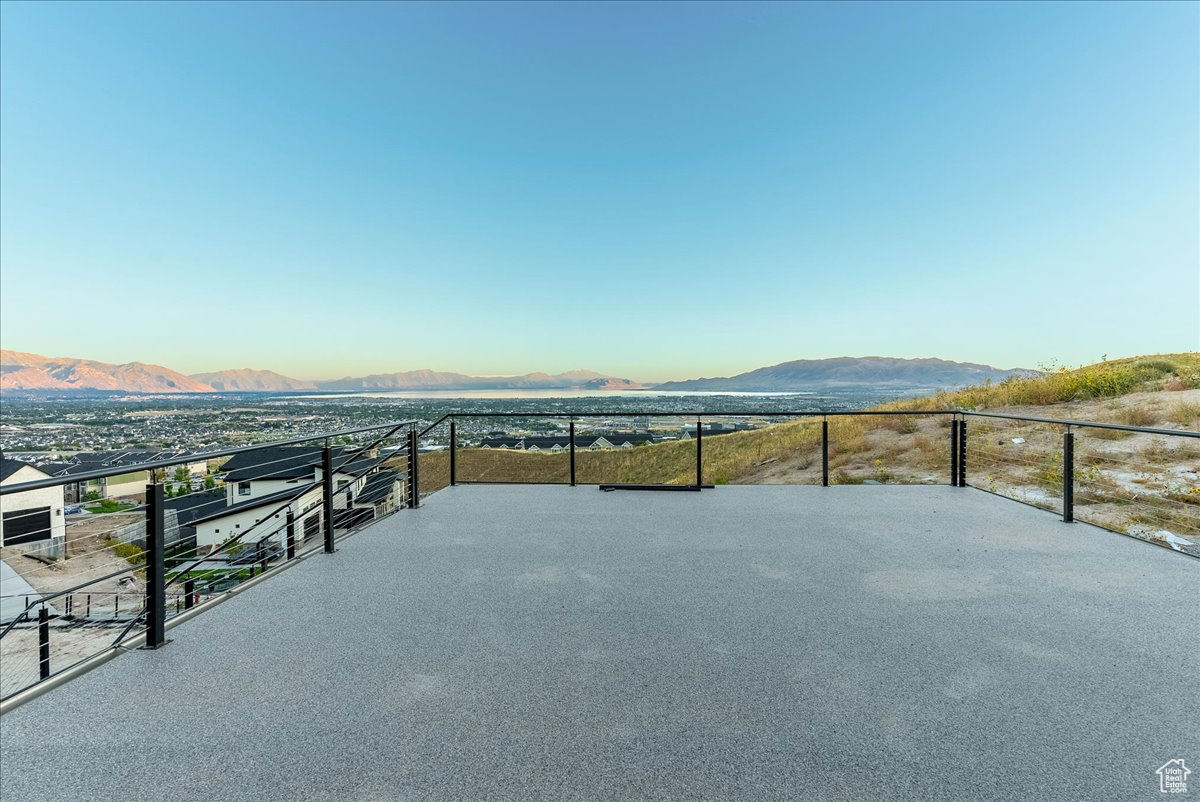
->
[[478, 434, 658, 452], [161, 489, 229, 553], [352, 470, 405, 518], [38, 449, 206, 502], [190, 485, 325, 552], [219, 445, 389, 506], [40, 461, 149, 502], [0, 458, 67, 559], [185, 446, 400, 551]]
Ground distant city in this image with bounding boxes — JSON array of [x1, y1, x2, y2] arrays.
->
[[0, 389, 903, 458]]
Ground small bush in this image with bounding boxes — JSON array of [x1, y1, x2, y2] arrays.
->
[[1118, 407, 1159, 427], [1167, 402, 1200, 425], [109, 541, 144, 565], [1035, 457, 1063, 492], [1142, 438, 1172, 464], [1087, 427, 1134, 440], [872, 459, 891, 483], [832, 469, 862, 485]]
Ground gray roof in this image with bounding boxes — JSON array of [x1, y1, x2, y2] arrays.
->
[[221, 446, 387, 482], [189, 486, 311, 526], [356, 470, 403, 505], [0, 457, 35, 482], [163, 489, 228, 527]]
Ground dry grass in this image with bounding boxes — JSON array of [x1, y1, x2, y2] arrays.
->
[[1118, 406, 1159, 427], [883, 353, 1200, 412], [1167, 402, 1200, 426], [425, 414, 951, 489]]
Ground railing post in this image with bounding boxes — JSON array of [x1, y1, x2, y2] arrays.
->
[[286, 508, 296, 559], [957, 418, 968, 487], [569, 419, 577, 486], [950, 418, 960, 486], [183, 579, 195, 610], [322, 443, 336, 553], [821, 419, 829, 487], [407, 428, 420, 509], [38, 605, 50, 680], [695, 416, 703, 488], [449, 419, 457, 487], [1063, 428, 1074, 523], [144, 482, 167, 649]]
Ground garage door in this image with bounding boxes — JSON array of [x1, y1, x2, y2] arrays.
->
[[2, 507, 53, 545]]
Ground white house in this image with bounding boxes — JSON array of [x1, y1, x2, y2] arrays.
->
[[352, 470, 405, 518], [191, 485, 325, 551], [186, 446, 396, 551], [1, 458, 67, 559]]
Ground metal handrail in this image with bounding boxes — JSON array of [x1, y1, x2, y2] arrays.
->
[[959, 410, 1198, 437], [421, 408, 1193, 436], [0, 419, 420, 495], [425, 410, 957, 419]]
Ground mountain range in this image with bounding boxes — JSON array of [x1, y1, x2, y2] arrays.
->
[[0, 350, 645, 393], [0, 349, 1033, 394], [653, 357, 1034, 391]]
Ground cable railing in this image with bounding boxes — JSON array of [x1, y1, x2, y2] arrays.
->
[[0, 420, 419, 703], [2, 408, 1195, 706], [416, 409, 1198, 546]]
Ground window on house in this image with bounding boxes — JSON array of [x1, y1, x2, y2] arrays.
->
[[238, 482, 251, 496]]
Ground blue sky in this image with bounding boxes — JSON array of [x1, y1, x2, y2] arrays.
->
[[1, 1, 1196, 382]]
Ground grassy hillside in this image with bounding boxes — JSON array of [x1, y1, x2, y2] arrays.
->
[[884, 352, 1200, 411]]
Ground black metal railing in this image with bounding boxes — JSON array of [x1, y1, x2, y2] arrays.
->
[[416, 409, 1198, 546], [0, 419, 420, 703], [2, 408, 1196, 706]]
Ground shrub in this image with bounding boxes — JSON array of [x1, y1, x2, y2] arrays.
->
[[109, 541, 144, 565], [832, 469, 862, 485], [1167, 402, 1200, 425], [1118, 407, 1158, 427]]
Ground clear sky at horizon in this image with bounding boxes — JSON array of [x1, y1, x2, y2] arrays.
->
[[1, 1, 1197, 382]]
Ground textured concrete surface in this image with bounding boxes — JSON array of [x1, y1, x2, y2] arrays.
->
[[1, 485, 1197, 801]]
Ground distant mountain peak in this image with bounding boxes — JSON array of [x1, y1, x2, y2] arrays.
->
[[654, 356, 1035, 391], [0, 350, 646, 393], [189, 368, 318, 392], [1, 350, 214, 393]]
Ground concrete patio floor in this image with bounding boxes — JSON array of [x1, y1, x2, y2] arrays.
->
[[1, 484, 1197, 801]]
